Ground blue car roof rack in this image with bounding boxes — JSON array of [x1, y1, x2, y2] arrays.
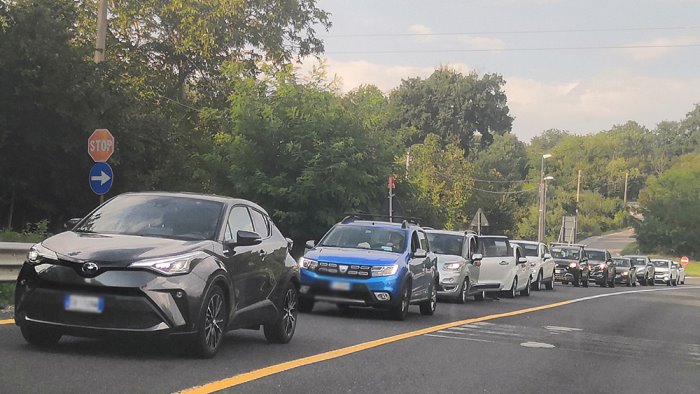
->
[[341, 213, 421, 228]]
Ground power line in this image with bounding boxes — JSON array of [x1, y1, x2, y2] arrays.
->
[[473, 178, 534, 184], [326, 43, 700, 55], [472, 186, 536, 195], [322, 25, 700, 38]]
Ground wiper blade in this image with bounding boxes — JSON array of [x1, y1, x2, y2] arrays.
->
[[73, 229, 95, 233]]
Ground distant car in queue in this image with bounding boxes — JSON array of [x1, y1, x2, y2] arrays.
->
[[585, 248, 615, 287], [551, 243, 590, 287], [674, 262, 686, 285], [612, 257, 637, 287], [651, 259, 679, 286], [624, 255, 655, 286]]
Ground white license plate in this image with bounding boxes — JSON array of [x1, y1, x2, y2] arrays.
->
[[64, 294, 104, 314], [555, 269, 563, 274], [329, 281, 351, 291]]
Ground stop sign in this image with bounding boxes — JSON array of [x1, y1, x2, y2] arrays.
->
[[681, 256, 689, 266], [88, 129, 114, 162]]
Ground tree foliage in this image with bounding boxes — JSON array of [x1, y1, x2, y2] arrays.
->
[[400, 134, 474, 230], [200, 66, 397, 249], [390, 67, 513, 155], [636, 153, 700, 257]]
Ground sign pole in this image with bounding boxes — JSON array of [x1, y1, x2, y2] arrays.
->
[[477, 212, 481, 236]]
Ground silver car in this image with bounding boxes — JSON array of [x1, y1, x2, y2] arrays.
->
[[674, 262, 686, 285], [652, 259, 679, 286], [624, 255, 655, 286], [426, 230, 485, 303]]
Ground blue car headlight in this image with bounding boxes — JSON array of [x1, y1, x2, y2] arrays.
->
[[371, 264, 399, 277]]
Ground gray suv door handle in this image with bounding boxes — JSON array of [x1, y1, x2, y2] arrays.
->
[[499, 261, 508, 265]]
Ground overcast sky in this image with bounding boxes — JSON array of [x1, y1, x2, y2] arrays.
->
[[300, 0, 700, 141]]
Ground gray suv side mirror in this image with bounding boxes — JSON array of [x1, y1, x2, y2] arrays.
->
[[413, 249, 427, 258]]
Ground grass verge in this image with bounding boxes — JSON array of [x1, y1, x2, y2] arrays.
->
[[0, 283, 14, 309]]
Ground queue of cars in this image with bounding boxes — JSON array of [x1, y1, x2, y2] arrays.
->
[[13, 192, 686, 358]]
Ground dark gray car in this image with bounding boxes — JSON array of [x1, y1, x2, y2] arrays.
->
[[15, 192, 300, 358]]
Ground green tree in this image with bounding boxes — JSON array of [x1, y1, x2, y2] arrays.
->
[[636, 153, 700, 257], [201, 66, 395, 250], [400, 134, 475, 229], [468, 134, 531, 236], [89, 0, 331, 100], [390, 67, 513, 155]]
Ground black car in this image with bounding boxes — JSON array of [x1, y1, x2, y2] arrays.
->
[[551, 243, 590, 287], [585, 248, 615, 287], [14, 192, 300, 358], [612, 257, 637, 286]]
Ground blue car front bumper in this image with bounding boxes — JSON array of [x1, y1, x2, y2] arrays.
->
[[299, 269, 405, 307]]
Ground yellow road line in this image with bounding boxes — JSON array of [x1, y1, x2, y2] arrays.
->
[[0, 319, 15, 325], [179, 299, 574, 394]]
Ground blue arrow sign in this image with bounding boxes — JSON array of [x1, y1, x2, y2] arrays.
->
[[89, 162, 113, 195]]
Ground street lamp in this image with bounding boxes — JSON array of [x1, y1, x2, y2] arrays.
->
[[542, 176, 554, 243], [538, 154, 553, 243]]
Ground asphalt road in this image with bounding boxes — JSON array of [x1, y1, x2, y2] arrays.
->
[[579, 228, 636, 255], [1, 279, 699, 394]]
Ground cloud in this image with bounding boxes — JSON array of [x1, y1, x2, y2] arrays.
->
[[505, 71, 700, 139], [408, 23, 434, 43], [406, 23, 506, 50], [620, 35, 700, 61], [299, 58, 700, 141], [298, 58, 473, 92]]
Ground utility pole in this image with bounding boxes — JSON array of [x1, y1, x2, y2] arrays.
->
[[623, 171, 629, 206], [538, 154, 552, 243], [575, 169, 581, 243], [94, 0, 108, 63], [576, 170, 581, 204]]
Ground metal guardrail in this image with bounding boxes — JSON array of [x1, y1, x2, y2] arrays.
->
[[0, 242, 32, 283]]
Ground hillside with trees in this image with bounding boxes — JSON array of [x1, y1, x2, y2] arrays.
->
[[1, 0, 697, 256]]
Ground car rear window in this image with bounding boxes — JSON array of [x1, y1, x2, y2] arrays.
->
[[478, 238, 511, 257]]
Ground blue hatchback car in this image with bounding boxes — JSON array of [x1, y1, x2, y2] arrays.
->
[[298, 216, 438, 320]]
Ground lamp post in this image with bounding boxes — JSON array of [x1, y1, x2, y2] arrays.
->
[[538, 154, 552, 243], [543, 175, 554, 243]]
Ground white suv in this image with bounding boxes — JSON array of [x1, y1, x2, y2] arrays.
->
[[511, 240, 555, 291]]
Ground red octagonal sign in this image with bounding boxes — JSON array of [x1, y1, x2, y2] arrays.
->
[[88, 129, 114, 162]]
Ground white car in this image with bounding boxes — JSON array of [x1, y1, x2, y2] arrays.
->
[[652, 259, 679, 286], [511, 240, 555, 291], [674, 262, 686, 285], [472, 236, 531, 298]]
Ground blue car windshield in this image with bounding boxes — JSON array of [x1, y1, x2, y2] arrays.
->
[[74, 195, 224, 241], [318, 225, 406, 253]]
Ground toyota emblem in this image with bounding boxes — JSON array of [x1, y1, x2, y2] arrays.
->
[[81, 262, 99, 275]]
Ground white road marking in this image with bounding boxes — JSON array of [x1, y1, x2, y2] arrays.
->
[[520, 342, 556, 348], [545, 326, 583, 332], [425, 334, 494, 343]]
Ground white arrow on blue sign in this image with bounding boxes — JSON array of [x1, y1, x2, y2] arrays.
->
[[89, 162, 113, 195]]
